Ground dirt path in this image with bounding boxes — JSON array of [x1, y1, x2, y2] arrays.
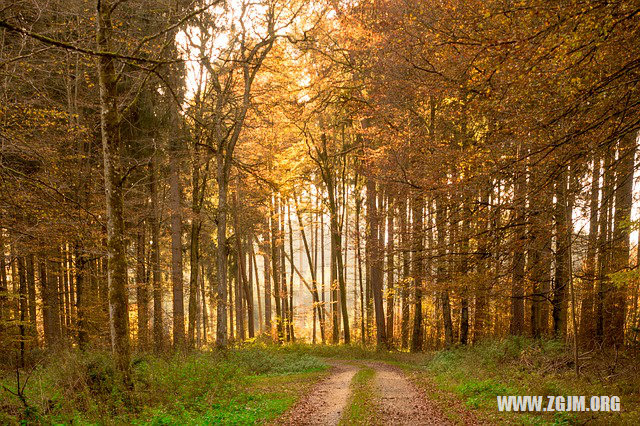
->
[[276, 361, 358, 425], [278, 361, 460, 425], [370, 362, 451, 425]]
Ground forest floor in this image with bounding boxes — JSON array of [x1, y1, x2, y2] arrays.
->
[[1, 338, 638, 424]]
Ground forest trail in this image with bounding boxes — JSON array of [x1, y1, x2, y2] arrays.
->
[[277, 360, 455, 425], [369, 362, 451, 425], [277, 361, 358, 425]]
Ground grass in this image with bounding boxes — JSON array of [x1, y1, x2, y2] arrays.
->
[[403, 337, 640, 425], [339, 365, 378, 425], [3, 338, 638, 425], [0, 345, 327, 425]]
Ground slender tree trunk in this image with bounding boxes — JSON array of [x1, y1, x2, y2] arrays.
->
[[399, 196, 411, 348], [608, 131, 637, 345], [188, 148, 204, 348], [459, 204, 471, 345], [596, 149, 614, 342], [411, 195, 424, 351], [293, 192, 325, 342], [169, 141, 185, 349], [436, 198, 453, 348], [61, 246, 71, 340], [287, 203, 296, 342], [26, 254, 37, 346], [386, 193, 396, 344], [201, 264, 208, 344], [530, 172, 553, 338], [233, 190, 254, 339], [271, 195, 283, 342], [250, 236, 263, 333], [262, 234, 272, 334], [0, 232, 7, 343], [367, 179, 386, 347], [579, 154, 600, 345], [280, 200, 290, 342], [96, 0, 130, 379], [75, 244, 88, 349], [149, 152, 163, 352], [17, 256, 27, 366], [216, 154, 230, 347], [474, 186, 490, 343], [510, 155, 526, 335], [355, 186, 366, 345], [553, 165, 570, 338], [136, 227, 149, 350]]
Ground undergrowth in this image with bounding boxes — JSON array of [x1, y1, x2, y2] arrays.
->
[[411, 337, 640, 425], [0, 345, 326, 425]]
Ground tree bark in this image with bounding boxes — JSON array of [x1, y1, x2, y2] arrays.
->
[[386, 193, 395, 343], [149, 152, 163, 352], [510, 157, 526, 335], [608, 131, 637, 345], [579, 154, 600, 345], [136, 226, 149, 350], [552, 165, 570, 339], [169, 138, 185, 350], [96, 0, 130, 379], [367, 178, 386, 347], [410, 195, 425, 351]]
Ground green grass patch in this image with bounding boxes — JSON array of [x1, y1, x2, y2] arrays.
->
[[340, 366, 378, 426], [0, 346, 327, 425], [403, 337, 640, 425]]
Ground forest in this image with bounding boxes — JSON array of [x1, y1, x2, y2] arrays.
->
[[1, 0, 639, 424]]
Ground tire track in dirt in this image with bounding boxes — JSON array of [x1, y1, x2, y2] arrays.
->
[[369, 362, 452, 425], [276, 361, 358, 425]]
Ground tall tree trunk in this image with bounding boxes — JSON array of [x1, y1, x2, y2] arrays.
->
[[293, 192, 325, 342], [579, 154, 600, 345], [233, 190, 254, 339], [149, 152, 163, 352], [280, 200, 290, 342], [608, 131, 637, 345], [17, 256, 27, 367], [169, 141, 185, 349], [75, 244, 88, 349], [474, 186, 490, 343], [215, 154, 231, 347], [26, 254, 37, 346], [410, 195, 425, 351], [136, 227, 149, 350], [459, 204, 471, 345], [250, 239, 263, 333], [355, 185, 366, 345], [399, 196, 411, 348], [287, 203, 296, 342], [367, 179, 386, 347], [0, 232, 7, 344], [436, 198, 453, 348], [96, 0, 130, 379], [188, 148, 204, 349], [329, 181, 350, 344], [270, 194, 283, 342], [262, 234, 272, 333], [529, 170, 553, 338], [62, 246, 71, 340], [386, 193, 395, 343], [553, 165, 570, 338], [510, 158, 526, 335], [201, 263, 208, 344]]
